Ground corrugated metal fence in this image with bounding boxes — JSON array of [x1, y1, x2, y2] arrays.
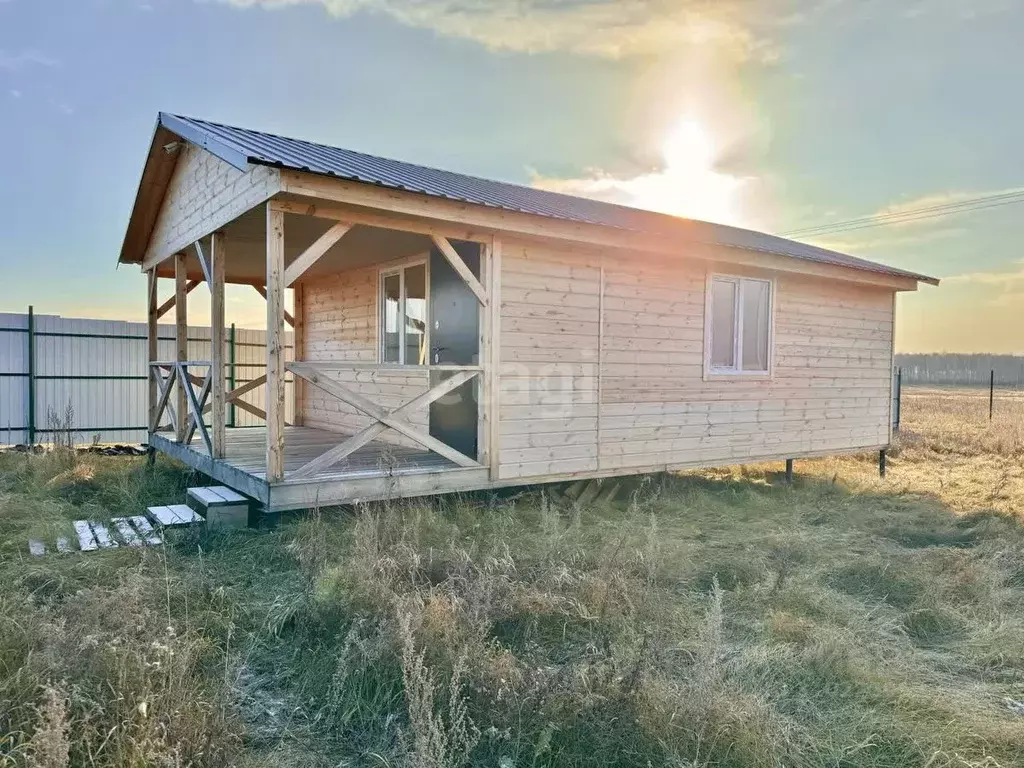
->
[[0, 309, 292, 446]]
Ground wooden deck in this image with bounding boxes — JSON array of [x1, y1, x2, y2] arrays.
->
[[150, 426, 490, 511]]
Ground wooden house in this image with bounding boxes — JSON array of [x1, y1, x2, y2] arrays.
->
[[117, 113, 938, 514]]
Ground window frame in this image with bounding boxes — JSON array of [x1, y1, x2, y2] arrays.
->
[[703, 272, 775, 379], [378, 257, 430, 366]]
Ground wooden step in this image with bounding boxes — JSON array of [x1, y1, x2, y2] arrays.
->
[[187, 485, 247, 507], [186, 486, 249, 528], [128, 515, 163, 545], [111, 517, 143, 547], [90, 522, 119, 549], [146, 504, 205, 527], [74, 520, 98, 551]]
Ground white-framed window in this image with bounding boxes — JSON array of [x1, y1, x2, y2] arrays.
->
[[705, 274, 773, 376], [380, 262, 428, 365]]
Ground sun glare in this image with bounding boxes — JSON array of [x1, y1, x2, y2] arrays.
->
[[532, 115, 749, 228], [662, 119, 714, 172], [624, 116, 745, 226]]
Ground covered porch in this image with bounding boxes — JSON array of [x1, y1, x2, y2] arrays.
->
[[149, 425, 490, 510], [139, 153, 502, 513]]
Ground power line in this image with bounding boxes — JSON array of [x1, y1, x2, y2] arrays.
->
[[780, 188, 1024, 238], [784, 189, 1024, 236]]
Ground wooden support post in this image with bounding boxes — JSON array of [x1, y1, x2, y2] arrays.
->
[[293, 283, 306, 426], [228, 324, 236, 427], [487, 237, 502, 480], [266, 205, 286, 482], [147, 269, 158, 450], [210, 231, 227, 458], [174, 253, 189, 443], [879, 449, 887, 478], [785, 458, 794, 484]]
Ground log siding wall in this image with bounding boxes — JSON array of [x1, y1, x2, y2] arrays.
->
[[298, 237, 894, 479], [496, 238, 893, 479], [301, 266, 429, 446], [144, 144, 279, 267]]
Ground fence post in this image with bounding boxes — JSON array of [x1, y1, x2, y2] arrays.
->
[[989, 369, 995, 421], [894, 367, 902, 433], [26, 305, 35, 446], [228, 323, 236, 428]]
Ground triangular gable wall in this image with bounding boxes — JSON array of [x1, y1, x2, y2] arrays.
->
[[141, 142, 280, 269]]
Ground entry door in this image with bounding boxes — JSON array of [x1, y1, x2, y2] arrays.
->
[[429, 241, 481, 460]]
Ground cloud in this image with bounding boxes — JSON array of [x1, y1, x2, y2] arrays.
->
[[213, 0, 776, 59], [0, 49, 58, 70], [811, 226, 965, 254], [945, 259, 1024, 287], [210, 0, 1019, 58]]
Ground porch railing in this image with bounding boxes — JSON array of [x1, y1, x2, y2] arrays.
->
[[286, 361, 484, 479], [149, 361, 273, 453]]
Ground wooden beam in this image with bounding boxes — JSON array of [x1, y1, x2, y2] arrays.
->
[[487, 237, 502, 480], [277, 172, 927, 291], [477, 242, 490, 470], [149, 365, 177, 433], [431, 235, 488, 306], [266, 204, 286, 482], [180, 365, 213, 452], [210, 231, 226, 458], [270, 198, 488, 244], [284, 221, 352, 287], [155, 278, 199, 320], [203, 374, 267, 414], [289, 362, 481, 469], [174, 253, 188, 443], [292, 284, 306, 426], [194, 239, 212, 286], [147, 269, 158, 438], [233, 398, 269, 422], [252, 285, 295, 327], [597, 265, 605, 471], [289, 368, 479, 479]]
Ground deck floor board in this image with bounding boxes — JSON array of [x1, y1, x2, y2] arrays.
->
[[164, 426, 457, 479], [150, 426, 479, 511]]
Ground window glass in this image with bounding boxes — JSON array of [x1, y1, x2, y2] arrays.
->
[[382, 273, 401, 363], [404, 264, 427, 366], [740, 280, 770, 372], [710, 279, 737, 368]]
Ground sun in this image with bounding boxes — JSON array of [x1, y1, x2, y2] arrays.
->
[[621, 116, 744, 226], [661, 119, 715, 173], [531, 115, 749, 228]]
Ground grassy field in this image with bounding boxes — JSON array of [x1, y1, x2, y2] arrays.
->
[[2, 388, 1024, 767]]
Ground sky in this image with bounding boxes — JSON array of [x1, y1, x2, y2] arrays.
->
[[1, 0, 1022, 352]]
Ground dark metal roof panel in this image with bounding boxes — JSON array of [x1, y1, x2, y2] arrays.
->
[[158, 113, 938, 285]]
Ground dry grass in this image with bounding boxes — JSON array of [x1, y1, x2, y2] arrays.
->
[[2, 389, 1024, 767], [788, 386, 1024, 517]]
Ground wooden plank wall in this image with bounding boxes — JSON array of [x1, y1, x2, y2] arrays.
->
[[497, 238, 894, 479], [143, 144, 279, 268], [301, 267, 429, 445], [498, 243, 601, 479]]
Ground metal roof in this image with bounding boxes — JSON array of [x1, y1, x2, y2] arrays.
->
[[158, 112, 938, 285]]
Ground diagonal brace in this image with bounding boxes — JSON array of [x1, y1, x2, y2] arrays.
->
[[288, 362, 482, 469], [289, 369, 479, 478]]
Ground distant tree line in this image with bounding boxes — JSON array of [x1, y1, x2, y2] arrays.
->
[[895, 354, 1024, 388]]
